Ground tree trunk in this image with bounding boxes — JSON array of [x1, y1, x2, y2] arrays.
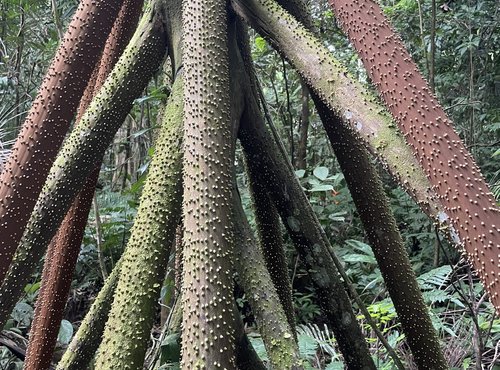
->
[[231, 0, 444, 225], [328, 0, 500, 312], [233, 188, 302, 369], [315, 96, 448, 369], [0, 6, 167, 328], [24, 3, 143, 368], [181, 0, 237, 368], [56, 258, 123, 370], [0, 0, 123, 280], [245, 162, 296, 334], [95, 66, 184, 370]]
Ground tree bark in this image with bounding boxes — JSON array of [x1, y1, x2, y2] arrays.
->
[[233, 188, 302, 369], [245, 164, 296, 334], [0, 0, 124, 280], [95, 67, 184, 370], [231, 0, 444, 226], [328, 0, 500, 312], [23, 3, 143, 369], [181, 0, 237, 368], [315, 97, 448, 369], [0, 5, 167, 328], [56, 258, 123, 370]]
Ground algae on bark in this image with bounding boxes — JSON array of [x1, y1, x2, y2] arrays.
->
[[0, 0, 124, 281], [24, 3, 144, 369], [233, 189, 302, 369], [0, 2, 167, 328], [95, 72, 184, 370], [57, 258, 123, 370]]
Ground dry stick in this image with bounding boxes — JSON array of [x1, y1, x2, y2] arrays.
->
[[255, 77, 405, 370], [0, 4, 167, 328], [22, 3, 144, 369], [328, 0, 500, 311], [0, 0, 124, 280]]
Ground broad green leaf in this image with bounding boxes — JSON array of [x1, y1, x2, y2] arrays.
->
[[313, 166, 329, 181], [309, 184, 333, 192], [57, 319, 74, 345], [161, 333, 181, 363]]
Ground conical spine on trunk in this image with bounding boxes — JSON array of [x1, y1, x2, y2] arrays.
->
[[0, 0, 124, 280], [245, 169, 296, 334], [232, 189, 302, 369], [94, 69, 184, 370], [24, 3, 144, 369], [279, 3, 447, 367], [328, 0, 500, 312], [0, 4, 167, 328], [237, 64, 375, 370]]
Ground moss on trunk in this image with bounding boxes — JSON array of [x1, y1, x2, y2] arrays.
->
[[56, 258, 123, 370], [94, 68, 184, 370], [0, 2, 167, 328], [233, 189, 302, 369], [24, 3, 144, 369], [315, 97, 448, 369]]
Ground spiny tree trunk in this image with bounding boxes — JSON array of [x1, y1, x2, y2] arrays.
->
[[0, 5, 167, 328], [24, 3, 143, 369], [245, 165, 296, 333], [0, 0, 123, 280], [232, 188, 302, 369], [181, 0, 237, 368], [56, 258, 123, 370], [237, 42, 375, 367], [280, 3, 447, 367], [328, 0, 500, 312], [95, 66, 183, 370], [231, 0, 444, 223], [315, 98, 448, 369], [295, 81, 309, 170]]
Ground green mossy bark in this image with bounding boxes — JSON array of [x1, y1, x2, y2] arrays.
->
[[280, 4, 447, 368], [238, 68, 375, 370], [0, 0, 123, 280], [56, 258, 123, 370], [231, 0, 443, 223], [181, 0, 237, 368], [233, 189, 302, 369], [316, 99, 448, 369], [246, 174, 296, 335], [0, 1, 167, 328], [94, 74, 184, 370], [233, 303, 267, 370]]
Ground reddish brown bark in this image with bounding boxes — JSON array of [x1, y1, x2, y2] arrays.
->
[[0, 0, 124, 281], [329, 0, 500, 311], [23, 3, 143, 369]]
